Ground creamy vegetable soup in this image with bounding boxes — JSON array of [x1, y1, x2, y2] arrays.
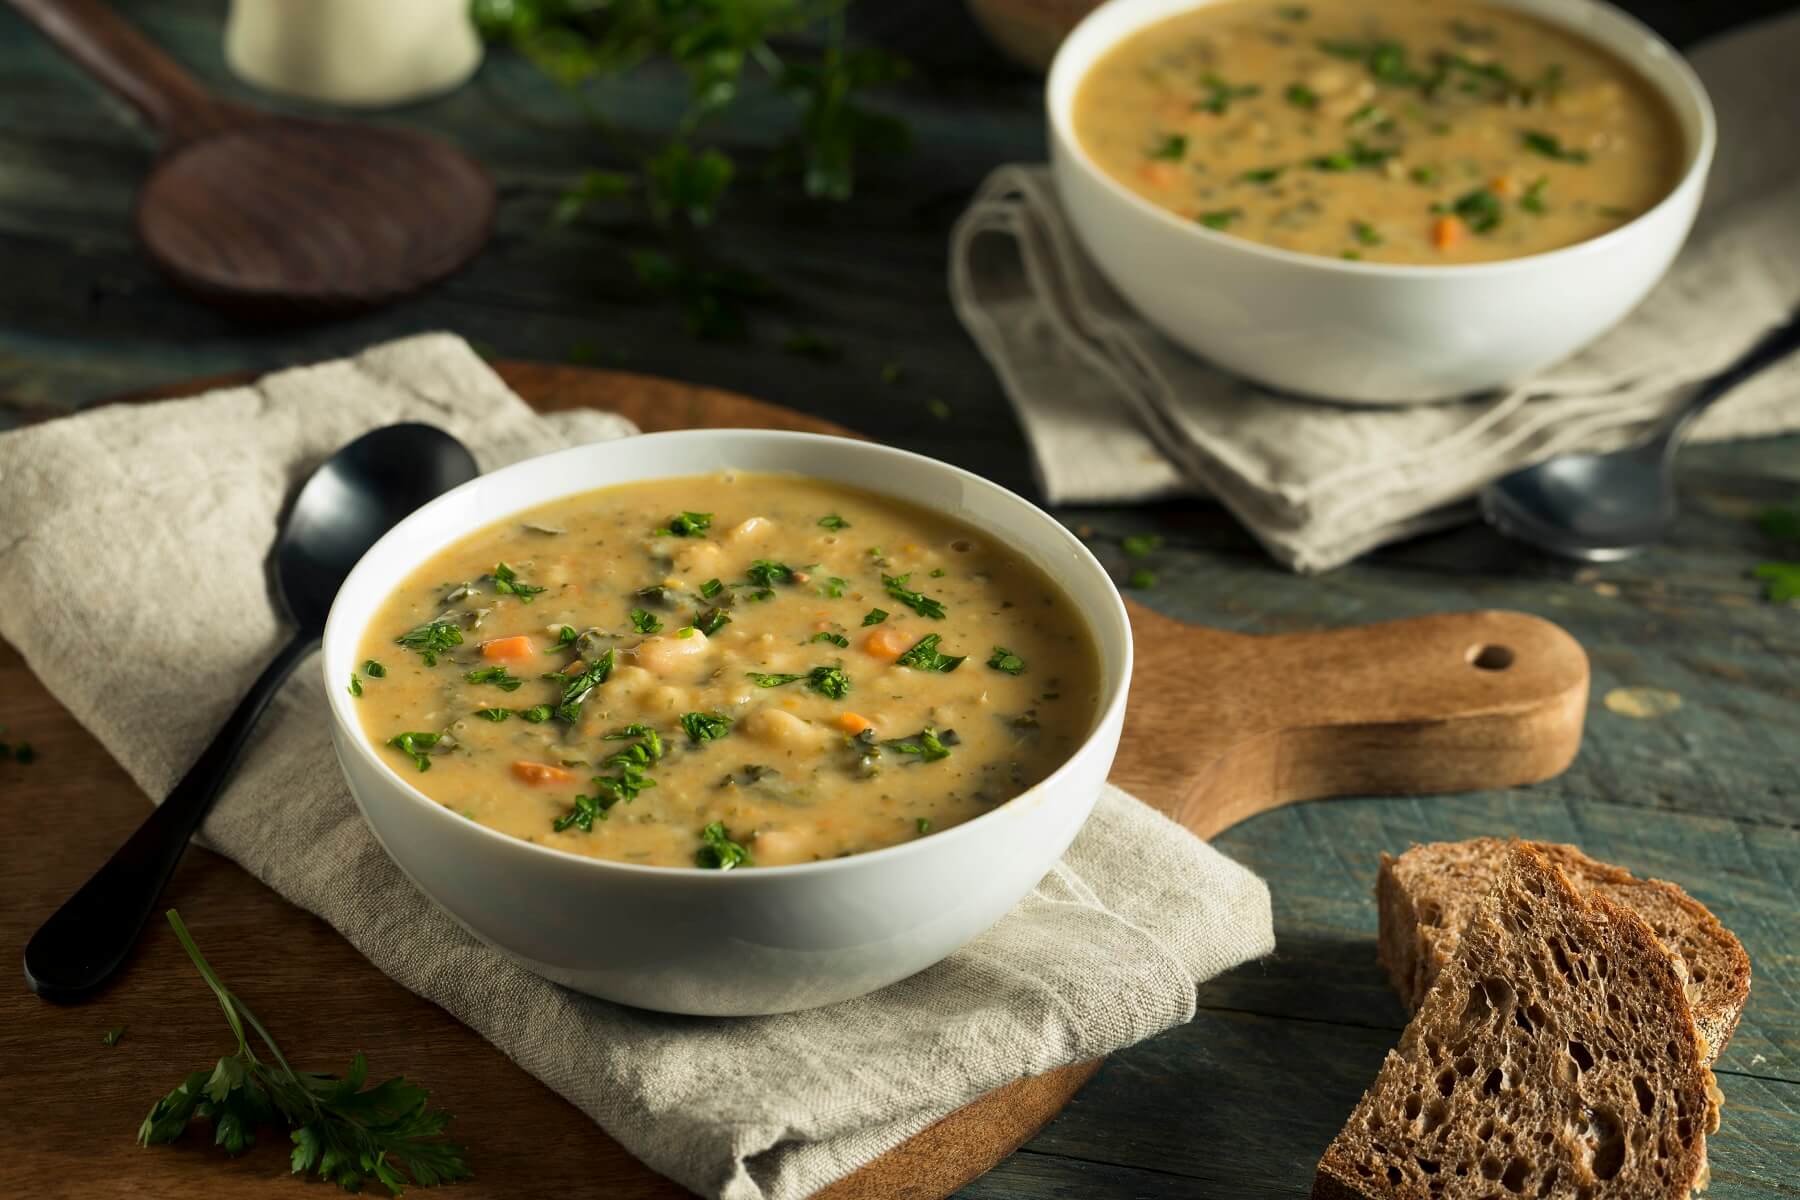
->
[[352, 474, 1101, 869], [1074, 0, 1683, 264]]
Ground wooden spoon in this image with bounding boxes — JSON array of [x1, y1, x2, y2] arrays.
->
[[10, 0, 495, 319]]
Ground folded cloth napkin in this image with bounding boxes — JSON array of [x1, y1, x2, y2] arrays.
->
[[950, 13, 1800, 573], [0, 333, 1274, 1200]]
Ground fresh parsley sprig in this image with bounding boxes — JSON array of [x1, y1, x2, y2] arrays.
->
[[696, 821, 752, 869], [895, 634, 963, 673], [394, 622, 463, 667], [139, 910, 469, 1195], [882, 573, 945, 619]]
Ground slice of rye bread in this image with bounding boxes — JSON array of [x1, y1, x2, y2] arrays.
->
[[1378, 838, 1749, 1065], [1314, 845, 1721, 1200]]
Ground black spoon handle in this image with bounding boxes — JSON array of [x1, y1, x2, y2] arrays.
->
[[23, 631, 319, 1003]]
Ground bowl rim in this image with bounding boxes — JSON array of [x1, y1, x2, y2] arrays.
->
[[322, 428, 1134, 881], [1046, 0, 1718, 279]]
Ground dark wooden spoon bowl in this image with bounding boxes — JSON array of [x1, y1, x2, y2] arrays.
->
[[12, 0, 494, 320]]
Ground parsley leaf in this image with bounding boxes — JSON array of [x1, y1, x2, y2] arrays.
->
[[518, 705, 553, 723], [1285, 82, 1320, 109], [362, 660, 387, 679], [347, 674, 363, 699], [818, 514, 851, 530], [664, 511, 713, 537], [696, 822, 752, 869], [385, 731, 442, 772], [139, 911, 468, 1192], [746, 560, 795, 587], [103, 1026, 126, 1047], [895, 634, 965, 673], [556, 649, 615, 723], [1754, 562, 1800, 603], [630, 607, 664, 634], [695, 607, 732, 637], [681, 711, 733, 743], [1239, 165, 1285, 183], [474, 708, 512, 722], [808, 665, 852, 699], [394, 621, 462, 667], [491, 562, 546, 602], [700, 577, 724, 599], [1521, 129, 1589, 163], [886, 727, 953, 762], [1195, 72, 1260, 114], [810, 631, 851, 647], [1128, 568, 1158, 589], [747, 671, 806, 688], [882, 573, 946, 619], [818, 575, 848, 598], [1447, 187, 1504, 233], [464, 665, 524, 692], [1122, 533, 1163, 557], [1148, 132, 1187, 161], [862, 608, 889, 625], [1520, 176, 1549, 214], [987, 647, 1026, 675], [1199, 208, 1242, 230]]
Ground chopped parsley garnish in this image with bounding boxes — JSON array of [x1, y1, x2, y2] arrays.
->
[[347, 673, 363, 698], [1148, 132, 1188, 161], [882, 573, 946, 619], [1352, 220, 1383, 246], [491, 562, 545, 602], [603, 723, 664, 764], [895, 633, 965, 673], [465, 665, 524, 692], [681, 711, 734, 743], [102, 1026, 126, 1047], [362, 659, 387, 678], [1127, 568, 1158, 589], [1319, 38, 1423, 87], [987, 647, 1026, 675], [1122, 533, 1163, 557], [808, 665, 851, 699], [811, 631, 851, 647], [1409, 164, 1439, 185], [636, 584, 677, 607], [1309, 140, 1395, 172], [1520, 176, 1549, 214], [394, 620, 462, 667], [1447, 187, 1504, 233], [746, 560, 795, 587], [818, 576, 848, 598], [700, 577, 724, 599], [747, 671, 806, 688], [555, 726, 661, 830], [553, 793, 606, 833], [696, 822, 752, 869], [556, 625, 579, 645], [887, 728, 953, 762], [818, 514, 852, 530], [1196, 72, 1260, 115], [663, 511, 713, 537], [1239, 166, 1285, 183], [518, 705, 553, 723], [1755, 562, 1800, 603], [862, 608, 889, 626], [1521, 129, 1588, 163], [916, 818, 932, 834], [1284, 82, 1319, 109], [1199, 208, 1241, 232], [474, 707, 512, 722], [386, 731, 442, 772], [556, 649, 614, 722], [630, 607, 664, 634], [695, 607, 732, 637]]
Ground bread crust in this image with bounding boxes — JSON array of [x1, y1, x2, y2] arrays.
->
[[1318, 846, 1719, 1199], [1377, 837, 1749, 1064]]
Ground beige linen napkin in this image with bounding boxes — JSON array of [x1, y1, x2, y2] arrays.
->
[[951, 13, 1800, 573], [0, 333, 1274, 1200]]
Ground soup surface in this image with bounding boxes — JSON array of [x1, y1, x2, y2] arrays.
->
[[1074, 0, 1684, 264], [353, 474, 1101, 869]]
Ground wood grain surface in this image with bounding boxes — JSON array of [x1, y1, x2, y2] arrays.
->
[[6, 0, 494, 318]]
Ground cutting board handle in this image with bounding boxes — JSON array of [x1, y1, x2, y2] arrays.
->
[[1110, 604, 1590, 840], [9, 0, 250, 147]]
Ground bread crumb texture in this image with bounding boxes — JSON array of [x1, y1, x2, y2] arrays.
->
[[1316, 845, 1719, 1199]]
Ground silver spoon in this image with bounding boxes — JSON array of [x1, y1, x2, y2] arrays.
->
[[23, 423, 479, 1003], [1481, 311, 1800, 561]]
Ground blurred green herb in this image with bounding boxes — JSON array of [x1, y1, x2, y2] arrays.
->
[[474, 0, 911, 338], [1755, 504, 1800, 603]]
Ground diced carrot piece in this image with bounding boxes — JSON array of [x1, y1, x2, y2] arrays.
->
[[1432, 216, 1465, 250], [511, 761, 574, 785], [863, 626, 913, 662], [1138, 162, 1180, 189], [481, 635, 535, 661], [836, 712, 874, 735]]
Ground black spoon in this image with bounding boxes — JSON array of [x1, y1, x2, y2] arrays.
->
[[23, 423, 479, 1003]]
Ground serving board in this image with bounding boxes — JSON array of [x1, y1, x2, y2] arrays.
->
[[0, 362, 1589, 1200]]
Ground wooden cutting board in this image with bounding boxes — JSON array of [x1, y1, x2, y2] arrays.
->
[[0, 362, 1590, 1200]]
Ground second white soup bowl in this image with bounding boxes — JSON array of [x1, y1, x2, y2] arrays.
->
[[322, 431, 1132, 1016], [1048, 0, 1716, 403]]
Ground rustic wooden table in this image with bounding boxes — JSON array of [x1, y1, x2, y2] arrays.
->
[[1, 2, 1795, 1197]]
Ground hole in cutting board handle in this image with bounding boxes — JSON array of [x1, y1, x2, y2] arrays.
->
[[1467, 644, 1515, 671]]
